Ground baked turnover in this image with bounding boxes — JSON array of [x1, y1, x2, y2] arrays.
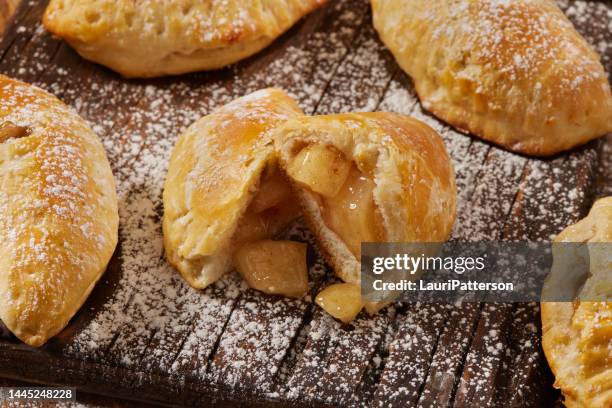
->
[[163, 88, 305, 293], [43, 0, 326, 78], [0, 75, 118, 347], [164, 91, 456, 320], [542, 197, 612, 408], [371, 0, 612, 156], [274, 112, 457, 286]]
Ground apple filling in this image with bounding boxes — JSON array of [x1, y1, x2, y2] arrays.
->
[[234, 240, 308, 298], [231, 163, 308, 298], [286, 143, 352, 197], [316, 283, 364, 324], [287, 144, 384, 258]]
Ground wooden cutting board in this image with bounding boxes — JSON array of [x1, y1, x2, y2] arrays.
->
[[0, 1, 610, 407]]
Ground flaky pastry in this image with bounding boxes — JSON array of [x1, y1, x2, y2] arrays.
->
[[274, 113, 457, 285], [371, 0, 612, 156], [542, 197, 612, 408], [0, 75, 118, 347], [163, 88, 303, 290], [43, 0, 326, 78]]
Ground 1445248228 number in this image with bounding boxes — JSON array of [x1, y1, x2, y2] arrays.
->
[[0, 387, 76, 402]]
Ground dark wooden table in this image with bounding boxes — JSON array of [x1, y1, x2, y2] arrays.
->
[[0, 1, 610, 407]]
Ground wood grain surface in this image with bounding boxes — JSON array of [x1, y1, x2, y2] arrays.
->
[[0, 1, 610, 407]]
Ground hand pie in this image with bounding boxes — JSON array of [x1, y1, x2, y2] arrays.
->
[[542, 197, 612, 408], [371, 0, 612, 156], [0, 75, 118, 347], [163, 88, 304, 290], [43, 0, 327, 78], [274, 112, 457, 285]]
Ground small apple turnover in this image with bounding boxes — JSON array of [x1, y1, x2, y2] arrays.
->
[[163, 88, 306, 291], [372, 0, 612, 156], [43, 0, 327, 78], [542, 197, 612, 408], [0, 75, 118, 347], [274, 112, 457, 285]]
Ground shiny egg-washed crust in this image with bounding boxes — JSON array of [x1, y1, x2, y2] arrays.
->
[[274, 113, 457, 284], [43, 0, 326, 78], [0, 75, 118, 347], [542, 197, 612, 408], [371, 0, 612, 156], [163, 88, 303, 290]]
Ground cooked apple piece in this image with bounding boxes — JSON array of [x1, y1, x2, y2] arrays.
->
[[234, 240, 308, 298], [364, 300, 390, 315], [316, 283, 364, 324], [286, 144, 351, 198], [321, 166, 384, 258], [249, 167, 293, 214]]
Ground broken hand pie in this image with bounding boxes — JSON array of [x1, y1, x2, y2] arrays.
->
[[542, 197, 612, 408], [274, 112, 457, 285], [372, 0, 612, 156], [43, 0, 326, 78], [163, 88, 304, 293], [164, 90, 456, 320], [0, 75, 119, 347]]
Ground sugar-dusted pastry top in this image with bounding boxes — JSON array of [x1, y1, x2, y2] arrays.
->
[[542, 197, 612, 408], [274, 112, 457, 284], [43, 0, 326, 77], [0, 75, 118, 347], [372, 0, 612, 156], [163, 88, 303, 289]]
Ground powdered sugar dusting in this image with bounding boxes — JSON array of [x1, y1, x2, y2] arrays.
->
[[431, 0, 604, 89], [0, 0, 608, 406]]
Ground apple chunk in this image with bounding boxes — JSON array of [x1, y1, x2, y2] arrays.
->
[[286, 144, 351, 198], [234, 240, 308, 298], [316, 283, 364, 324], [321, 166, 383, 258], [364, 300, 390, 315]]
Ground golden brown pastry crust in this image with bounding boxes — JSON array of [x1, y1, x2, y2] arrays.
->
[[274, 112, 457, 284], [43, 0, 326, 78], [163, 88, 303, 289], [0, 75, 118, 347], [372, 0, 612, 156], [542, 197, 612, 408]]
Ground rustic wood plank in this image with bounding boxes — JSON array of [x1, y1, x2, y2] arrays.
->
[[0, 0, 609, 407], [453, 303, 514, 407], [313, 311, 391, 407], [494, 302, 555, 408], [371, 303, 451, 407], [416, 303, 482, 407], [0, 1, 44, 72], [314, 20, 398, 114]]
